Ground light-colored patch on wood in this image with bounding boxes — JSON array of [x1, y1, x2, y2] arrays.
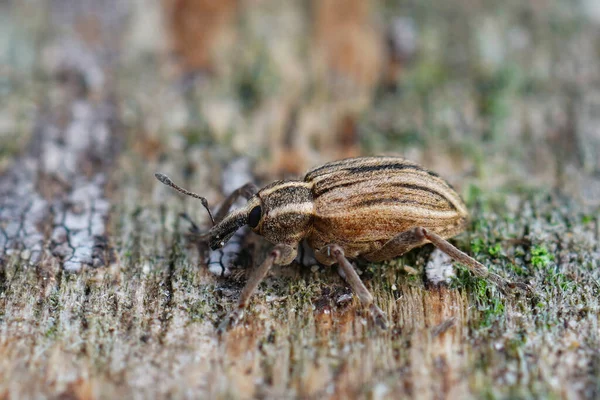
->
[[426, 248, 456, 285]]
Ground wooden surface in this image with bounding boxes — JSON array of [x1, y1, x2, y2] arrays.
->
[[1, 1, 600, 399]]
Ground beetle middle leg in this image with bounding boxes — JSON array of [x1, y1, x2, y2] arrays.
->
[[363, 228, 428, 263], [213, 182, 258, 223], [218, 243, 297, 333], [320, 244, 388, 329]]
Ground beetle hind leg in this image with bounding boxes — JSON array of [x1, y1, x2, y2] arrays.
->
[[323, 244, 388, 329], [366, 227, 528, 293], [415, 228, 530, 293], [363, 228, 429, 263]]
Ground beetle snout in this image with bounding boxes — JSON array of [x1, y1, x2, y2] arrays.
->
[[206, 204, 251, 251], [209, 236, 224, 250], [209, 230, 236, 250]]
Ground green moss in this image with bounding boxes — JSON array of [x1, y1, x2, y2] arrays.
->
[[44, 323, 59, 339], [471, 238, 485, 254], [530, 246, 555, 269], [477, 288, 505, 327], [547, 272, 574, 293], [453, 267, 507, 329], [487, 243, 502, 257], [470, 237, 503, 257], [508, 263, 526, 276], [187, 299, 209, 323], [581, 215, 593, 224]]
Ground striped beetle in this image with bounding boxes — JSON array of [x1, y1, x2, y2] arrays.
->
[[156, 156, 524, 330]]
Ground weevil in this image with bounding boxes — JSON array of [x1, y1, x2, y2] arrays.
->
[[156, 156, 525, 330]]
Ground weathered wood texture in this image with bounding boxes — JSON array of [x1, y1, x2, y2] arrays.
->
[[1, 1, 600, 399]]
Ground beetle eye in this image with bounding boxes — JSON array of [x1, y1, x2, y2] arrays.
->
[[248, 205, 262, 228]]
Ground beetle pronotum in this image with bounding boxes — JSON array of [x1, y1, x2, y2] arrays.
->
[[156, 156, 525, 330]]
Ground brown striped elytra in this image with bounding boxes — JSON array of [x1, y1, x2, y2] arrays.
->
[[156, 156, 526, 332]]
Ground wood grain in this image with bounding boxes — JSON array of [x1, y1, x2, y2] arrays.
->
[[1, 2, 600, 400]]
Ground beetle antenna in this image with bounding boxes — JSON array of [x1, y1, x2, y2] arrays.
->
[[155, 173, 215, 226]]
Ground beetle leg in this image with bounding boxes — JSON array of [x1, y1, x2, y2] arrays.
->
[[326, 244, 388, 329], [367, 227, 528, 293], [179, 212, 202, 234], [214, 182, 258, 223], [416, 228, 530, 293], [218, 243, 297, 333], [364, 229, 428, 263]]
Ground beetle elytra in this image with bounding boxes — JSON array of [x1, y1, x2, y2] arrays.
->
[[156, 156, 524, 330]]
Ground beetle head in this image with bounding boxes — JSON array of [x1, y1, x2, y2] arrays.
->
[[208, 198, 260, 250], [246, 181, 314, 245], [155, 174, 314, 250]]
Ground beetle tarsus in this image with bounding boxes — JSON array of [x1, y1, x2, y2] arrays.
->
[[217, 308, 244, 335], [369, 304, 388, 330], [508, 281, 534, 294]]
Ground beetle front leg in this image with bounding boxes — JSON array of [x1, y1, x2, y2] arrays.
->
[[325, 244, 388, 329], [214, 182, 258, 223], [218, 243, 297, 333]]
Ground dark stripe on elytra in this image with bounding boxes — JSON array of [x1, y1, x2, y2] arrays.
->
[[306, 158, 411, 180], [351, 186, 455, 210], [345, 162, 425, 175], [387, 182, 457, 210], [306, 157, 442, 180], [311, 162, 423, 196], [313, 177, 372, 197], [313, 176, 453, 206], [304, 159, 359, 180], [305, 156, 413, 180], [348, 162, 443, 181]]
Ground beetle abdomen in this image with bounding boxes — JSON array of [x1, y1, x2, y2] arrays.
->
[[306, 156, 468, 247]]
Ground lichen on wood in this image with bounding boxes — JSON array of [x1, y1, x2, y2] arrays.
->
[[0, 97, 119, 271]]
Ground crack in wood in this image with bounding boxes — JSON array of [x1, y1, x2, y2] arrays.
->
[[158, 216, 181, 343], [0, 164, 48, 265], [0, 84, 119, 271]]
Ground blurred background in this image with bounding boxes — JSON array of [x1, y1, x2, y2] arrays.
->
[[1, 0, 599, 206], [0, 0, 600, 222]]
